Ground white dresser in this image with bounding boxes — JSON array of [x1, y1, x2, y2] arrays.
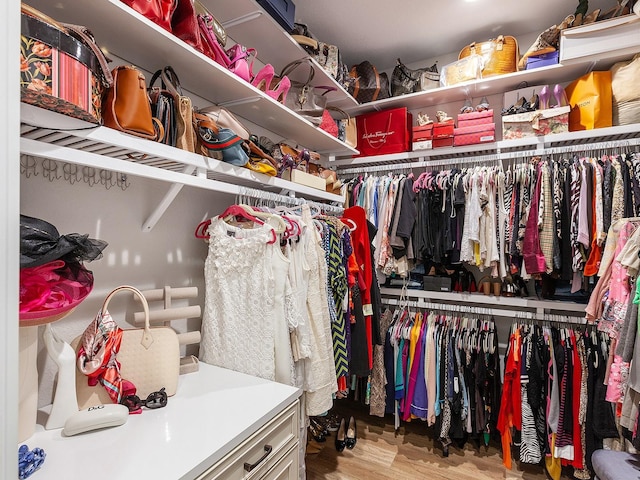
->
[[28, 363, 302, 480]]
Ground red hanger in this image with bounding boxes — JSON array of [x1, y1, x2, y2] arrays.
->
[[195, 205, 278, 243]]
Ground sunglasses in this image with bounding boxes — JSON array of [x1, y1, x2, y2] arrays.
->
[[119, 387, 167, 414]]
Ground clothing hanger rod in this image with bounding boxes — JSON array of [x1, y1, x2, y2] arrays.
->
[[233, 187, 343, 215]]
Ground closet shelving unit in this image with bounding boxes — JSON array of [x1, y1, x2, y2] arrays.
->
[[20, 0, 356, 232], [331, 28, 640, 317]]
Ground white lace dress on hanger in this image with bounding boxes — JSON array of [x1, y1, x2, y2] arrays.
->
[[200, 217, 276, 381]]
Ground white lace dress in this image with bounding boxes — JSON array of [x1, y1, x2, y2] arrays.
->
[[301, 206, 338, 416], [200, 217, 276, 381]]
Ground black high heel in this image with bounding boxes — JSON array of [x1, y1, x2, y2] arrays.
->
[[501, 96, 526, 116], [335, 418, 347, 452], [345, 416, 357, 449]]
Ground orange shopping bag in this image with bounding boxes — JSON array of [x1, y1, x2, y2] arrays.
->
[[565, 71, 612, 131]]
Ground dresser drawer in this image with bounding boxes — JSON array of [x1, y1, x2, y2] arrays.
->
[[261, 444, 299, 480], [197, 400, 299, 480]]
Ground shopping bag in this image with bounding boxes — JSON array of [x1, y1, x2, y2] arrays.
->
[[565, 71, 612, 130], [355, 107, 411, 157]]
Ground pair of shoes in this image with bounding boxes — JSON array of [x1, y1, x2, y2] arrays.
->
[[309, 417, 327, 443], [539, 84, 568, 109], [251, 64, 291, 103], [435, 110, 453, 123], [475, 96, 490, 112], [335, 416, 357, 451], [417, 112, 433, 126], [460, 98, 474, 114]]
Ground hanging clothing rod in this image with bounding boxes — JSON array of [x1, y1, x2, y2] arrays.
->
[[338, 136, 640, 176], [381, 297, 587, 324], [236, 186, 344, 215], [338, 153, 501, 176]]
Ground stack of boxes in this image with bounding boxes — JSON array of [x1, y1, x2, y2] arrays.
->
[[412, 123, 434, 150], [454, 109, 496, 146], [433, 119, 455, 147]]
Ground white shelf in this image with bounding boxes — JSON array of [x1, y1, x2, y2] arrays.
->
[[26, 0, 357, 157], [333, 123, 640, 171], [20, 104, 344, 205], [379, 287, 588, 315], [344, 62, 597, 116]]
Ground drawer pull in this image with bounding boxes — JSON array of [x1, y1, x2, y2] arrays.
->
[[243, 444, 273, 472]]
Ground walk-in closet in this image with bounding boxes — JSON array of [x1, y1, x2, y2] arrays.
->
[[4, 0, 640, 479]]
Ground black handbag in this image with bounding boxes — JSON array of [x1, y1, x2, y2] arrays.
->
[[348, 61, 390, 104], [391, 58, 440, 96]]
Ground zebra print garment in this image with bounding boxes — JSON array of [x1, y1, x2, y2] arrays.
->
[[520, 334, 543, 464], [570, 160, 582, 273]]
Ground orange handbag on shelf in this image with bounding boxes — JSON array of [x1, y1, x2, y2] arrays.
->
[[458, 35, 520, 77]]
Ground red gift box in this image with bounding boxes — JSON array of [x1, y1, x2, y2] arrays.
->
[[355, 107, 412, 157], [454, 123, 496, 146], [433, 120, 455, 139], [412, 124, 433, 141], [457, 109, 494, 128]]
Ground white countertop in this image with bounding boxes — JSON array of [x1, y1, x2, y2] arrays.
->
[[27, 363, 301, 480]]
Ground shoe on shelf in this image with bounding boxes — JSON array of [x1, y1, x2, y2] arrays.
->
[[475, 96, 490, 112], [335, 417, 347, 452], [460, 98, 474, 114], [552, 84, 569, 107], [435, 110, 453, 123], [345, 416, 357, 450], [539, 85, 551, 110], [266, 75, 291, 104], [251, 64, 275, 91], [417, 112, 433, 126]]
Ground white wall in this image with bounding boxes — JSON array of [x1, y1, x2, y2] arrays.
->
[[20, 162, 231, 407]]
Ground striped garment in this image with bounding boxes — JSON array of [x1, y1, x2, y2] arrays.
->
[[540, 162, 554, 274], [570, 160, 583, 273]]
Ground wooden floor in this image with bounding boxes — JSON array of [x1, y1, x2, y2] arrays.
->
[[305, 401, 558, 480]]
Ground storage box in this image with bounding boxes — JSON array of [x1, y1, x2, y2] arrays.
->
[[502, 106, 570, 140], [423, 276, 452, 292], [525, 51, 559, 70], [457, 109, 494, 128], [433, 120, 455, 139], [355, 107, 412, 157], [560, 15, 640, 64], [20, 9, 106, 124], [257, 0, 296, 31], [433, 137, 454, 148], [454, 123, 496, 146], [412, 140, 432, 150], [281, 168, 325, 190], [412, 124, 433, 141]]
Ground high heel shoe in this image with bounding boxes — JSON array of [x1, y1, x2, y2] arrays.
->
[[539, 85, 551, 110], [460, 98, 474, 114], [476, 96, 490, 112], [251, 64, 275, 91], [553, 84, 568, 107], [335, 417, 347, 452], [345, 416, 357, 449], [266, 75, 291, 104], [528, 93, 540, 111]]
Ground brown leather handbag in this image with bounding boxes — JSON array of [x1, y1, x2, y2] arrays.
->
[[102, 66, 163, 141], [458, 35, 520, 77]]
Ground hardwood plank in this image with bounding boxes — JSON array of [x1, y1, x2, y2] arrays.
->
[[305, 401, 568, 479]]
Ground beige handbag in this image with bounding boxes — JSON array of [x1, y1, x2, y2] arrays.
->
[[197, 104, 251, 140], [327, 106, 357, 149], [73, 285, 180, 409], [611, 53, 640, 125]]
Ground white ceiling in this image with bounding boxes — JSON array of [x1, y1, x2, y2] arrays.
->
[[292, 0, 614, 71]]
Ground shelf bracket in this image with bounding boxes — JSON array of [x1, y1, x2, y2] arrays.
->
[[142, 165, 197, 232], [221, 11, 264, 30]]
